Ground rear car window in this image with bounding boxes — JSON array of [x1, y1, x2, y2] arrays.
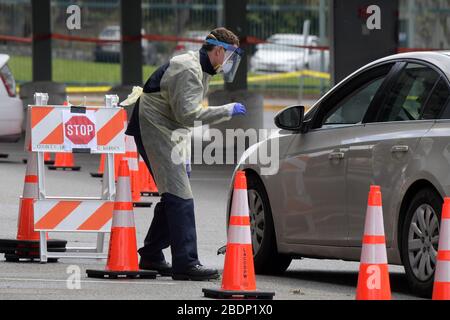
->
[[423, 78, 450, 119], [377, 63, 441, 122]]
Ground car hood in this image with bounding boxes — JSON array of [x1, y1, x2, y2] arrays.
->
[[0, 54, 9, 68]]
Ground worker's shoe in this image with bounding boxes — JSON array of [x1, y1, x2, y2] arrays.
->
[[139, 259, 173, 276], [172, 264, 220, 281]]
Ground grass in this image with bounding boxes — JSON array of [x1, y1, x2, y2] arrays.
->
[[9, 55, 330, 95], [9, 55, 158, 85]]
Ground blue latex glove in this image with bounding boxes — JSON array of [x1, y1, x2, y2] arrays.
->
[[231, 103, 246, 116]]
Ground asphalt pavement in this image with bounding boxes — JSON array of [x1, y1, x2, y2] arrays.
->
[[0, 138, 422, 300]]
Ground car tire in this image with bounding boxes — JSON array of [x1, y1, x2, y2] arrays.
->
[[246, 173, 292, 275], [401, 188, 442, 298]]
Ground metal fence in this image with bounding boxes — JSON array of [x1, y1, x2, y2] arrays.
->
[[0, 0, 449, 101]]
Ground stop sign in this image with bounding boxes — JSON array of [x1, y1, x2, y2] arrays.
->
[[64, 115, 96, 145]]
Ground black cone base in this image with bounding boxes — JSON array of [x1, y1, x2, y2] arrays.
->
[[0, 239, 67, 262], [86, 269, 157, 279], [141, 191, 160, 197], [90, 172, 103, 178], [4, 253, 59, 263], [48, 166, 81, 171], [202, 288, 275, 300], [133, 202, 153, 208]]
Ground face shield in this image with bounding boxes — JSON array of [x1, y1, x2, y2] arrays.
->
[[205, 39, 244, 83]]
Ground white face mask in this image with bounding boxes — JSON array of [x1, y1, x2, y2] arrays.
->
[[222, 59, 234, 74], [215, 47, 235, 72]]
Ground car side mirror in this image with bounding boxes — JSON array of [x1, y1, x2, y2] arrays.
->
[[274, 105, 305, 131]]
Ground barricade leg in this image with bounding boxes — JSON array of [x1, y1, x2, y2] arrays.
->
[[39, 231, 48, 264]]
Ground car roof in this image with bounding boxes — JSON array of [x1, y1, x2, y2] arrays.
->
[[184, 30, 209, 37], [268, 34, 318, 40], [356, 51, 450, 82], [308, 51, 450, 114], [0, 54, 9, 68]]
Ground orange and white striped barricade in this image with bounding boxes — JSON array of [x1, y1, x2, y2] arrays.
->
[[30, 93, 126, 262]]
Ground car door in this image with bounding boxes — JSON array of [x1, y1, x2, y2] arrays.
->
[[346, 62, 442, 247], [280, 63, 393, 246]]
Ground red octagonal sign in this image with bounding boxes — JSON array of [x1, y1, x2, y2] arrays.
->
[[65, 115, 96, 145]]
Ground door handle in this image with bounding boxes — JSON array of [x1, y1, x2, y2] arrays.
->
[[329, 151, 345, 160], [391, 145, 409, 153]]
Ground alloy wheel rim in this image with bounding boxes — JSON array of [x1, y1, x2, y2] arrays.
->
[[408, 204, 439, 282], [248, 189, 265, 255]]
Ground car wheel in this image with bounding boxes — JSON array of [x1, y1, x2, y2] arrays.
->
[[246, 173, 292, 275], [401, 188, 442, 298]]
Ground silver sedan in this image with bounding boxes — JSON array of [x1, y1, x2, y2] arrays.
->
[[229, 51, 450, 298]]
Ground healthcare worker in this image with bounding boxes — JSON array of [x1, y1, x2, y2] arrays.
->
[[125, 27, 246, 281]]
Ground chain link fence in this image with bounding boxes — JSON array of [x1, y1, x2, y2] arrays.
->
[[0, 0, 448, 101]]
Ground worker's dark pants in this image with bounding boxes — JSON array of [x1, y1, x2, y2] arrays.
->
[[133, 134, 200, 273]]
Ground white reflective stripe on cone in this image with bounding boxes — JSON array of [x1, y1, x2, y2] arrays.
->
[[26, 153, 38, 176], [363, 206, 385, 236], [230, 189, 250, 217], [22, 182, 38, 199], [435, 260, 450, 282], [360, 243, 388, 264], [125, 136, 137, 152], [227, 225, 252, 244], [127, 157, 139, 171], [116, 177, 132, 202], [112, 210, 135, 227], [438, 219, 450, 251]]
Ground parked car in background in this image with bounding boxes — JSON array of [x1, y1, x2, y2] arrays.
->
[[250, 33, 329, 73], [230, 51, 450, 298], [172, 30, 209, 57], [94, 25, 158, 65], [0, 54, 23, 142]]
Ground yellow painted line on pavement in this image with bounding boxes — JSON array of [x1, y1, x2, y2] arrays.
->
[[211, 69, 330, 86], [66, 86, 112, 93]]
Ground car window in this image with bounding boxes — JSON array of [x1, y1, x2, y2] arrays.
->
[[376, 63, 441, 122], [425, 78, 450, 119], [322, 76, 386, 126]]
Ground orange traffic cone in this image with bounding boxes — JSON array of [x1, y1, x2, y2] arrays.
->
[[114, 153, 124, 180], [432, 198, 450, 299], [16, 152, 41, 241], [44, 152, 54, 165], [0, 152, 67, 262], [90, 154, 106, 178], [356, 185, 391, 300], [48, 152, 81, 171], [124, 136, 151, 208], [203, 171, 275, 299], [139, 155, 159, 197], [86, 160, 156, 279]]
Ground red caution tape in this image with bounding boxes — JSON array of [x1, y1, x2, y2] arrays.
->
[[1, 33, 447, 53]]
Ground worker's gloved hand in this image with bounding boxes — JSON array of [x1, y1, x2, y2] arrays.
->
[[231, 103, 246, 116]]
